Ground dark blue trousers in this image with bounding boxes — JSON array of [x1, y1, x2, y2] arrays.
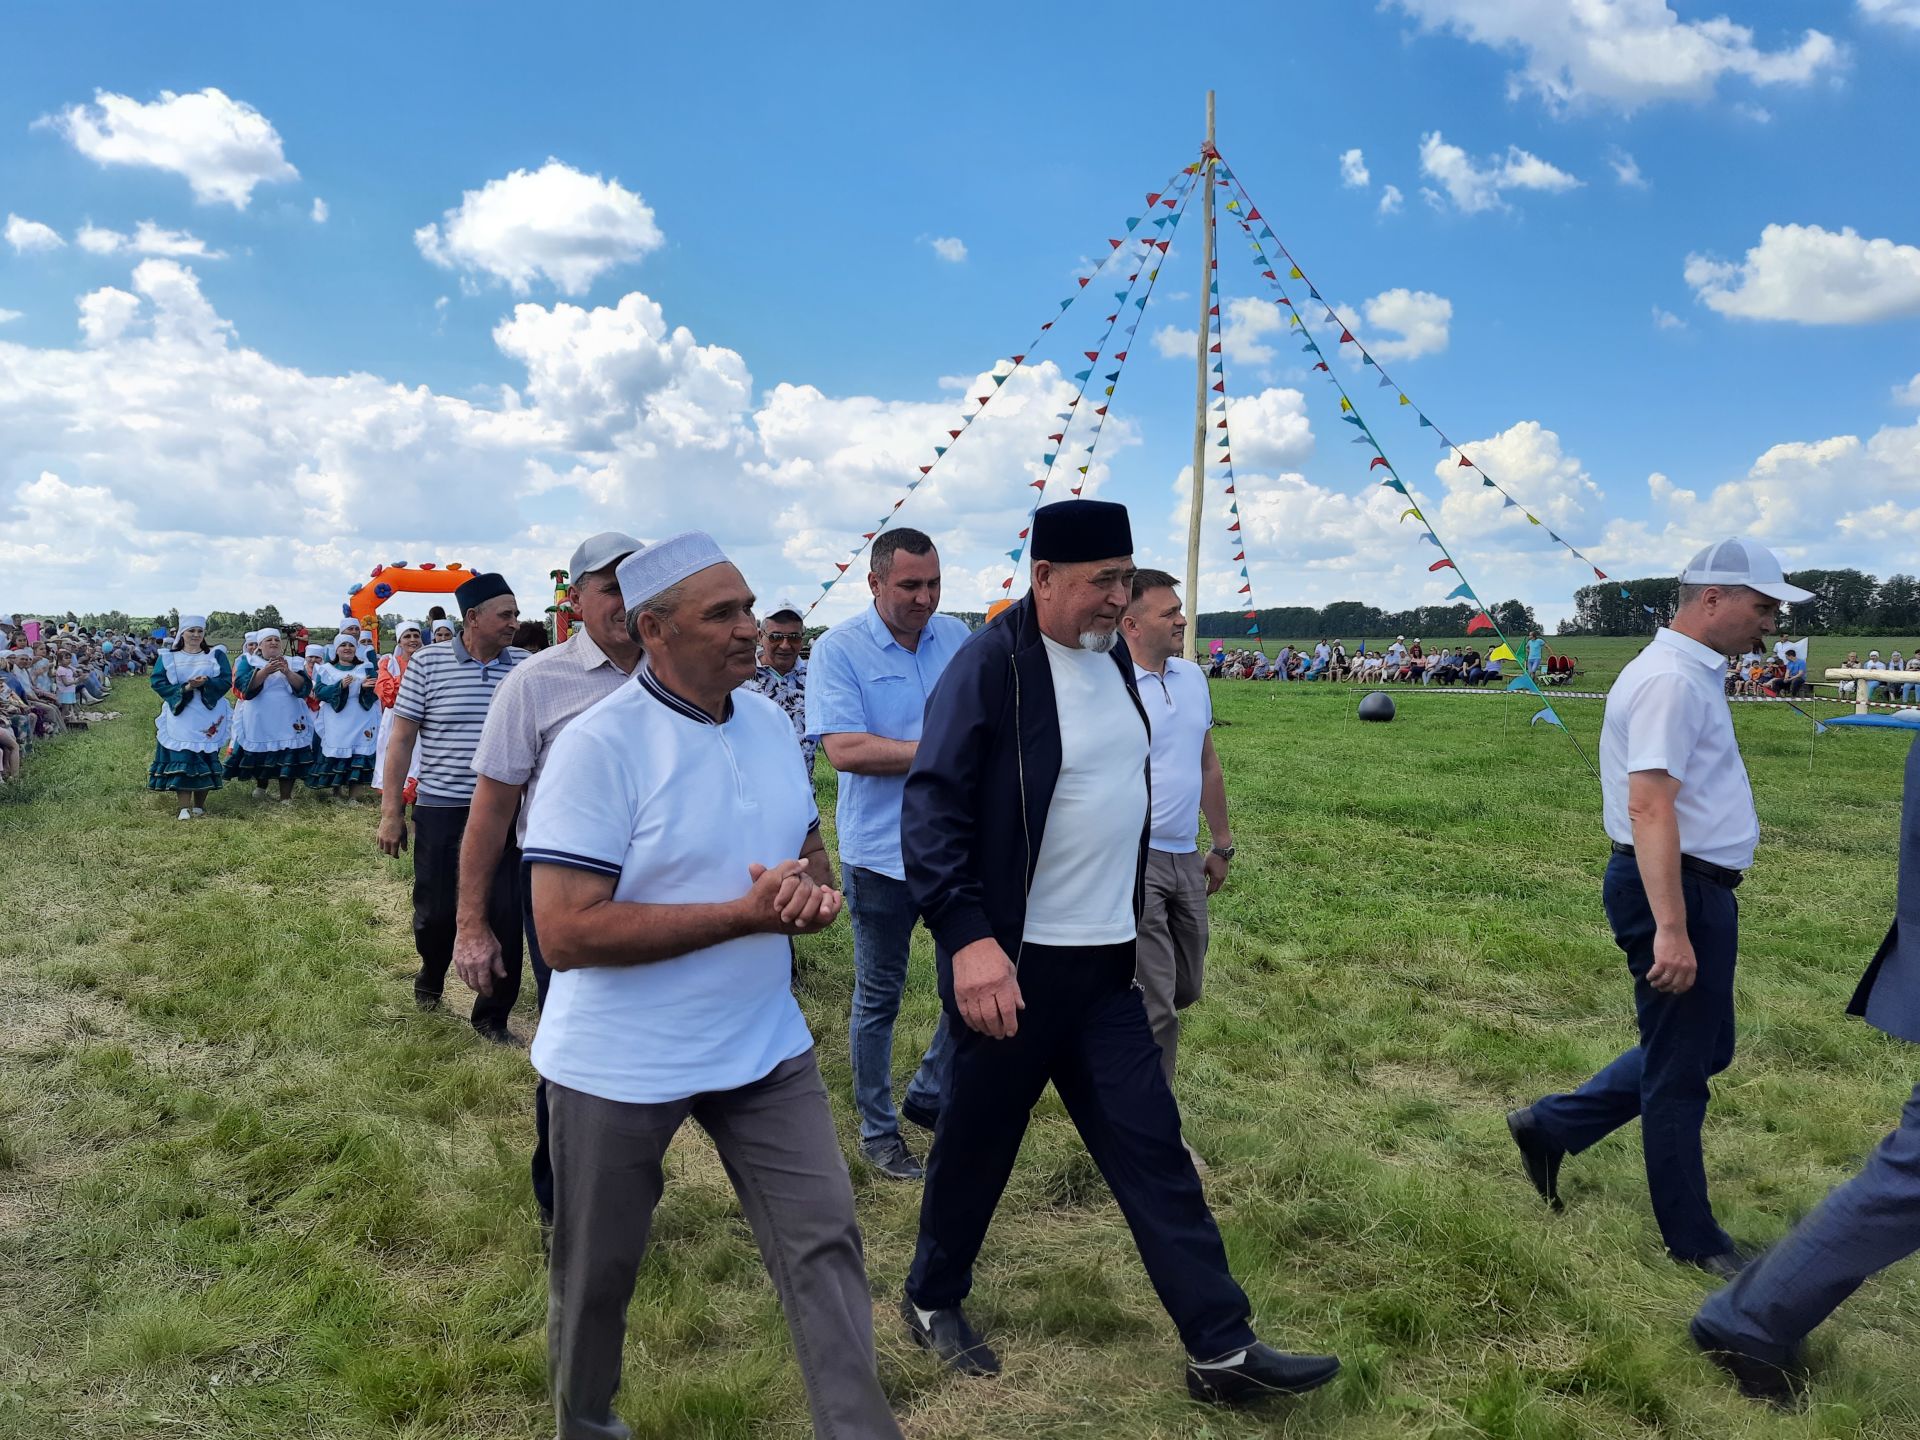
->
[[520, 865, 556, 1224], [1696, 1081, 1920, 1363], [906, 941, 1255, 1359], [1532, 853, 1739, 1259]]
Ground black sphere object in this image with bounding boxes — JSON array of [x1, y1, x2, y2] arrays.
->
[[1357, 691, 1396, 723]]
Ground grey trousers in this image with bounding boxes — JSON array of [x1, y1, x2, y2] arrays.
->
[[1135, 847, 1210, 1084], [546, 1051, 902, 1440], [1695, 1079, 1920, 1365]]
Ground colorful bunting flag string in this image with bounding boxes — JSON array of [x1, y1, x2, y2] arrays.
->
[[805, 161, 1197, 618], [1211, 156, 1627, 608], [1204, 244, 1263, 642], [1210, 153, 1597, 778], [994, 165, 1201, 598]]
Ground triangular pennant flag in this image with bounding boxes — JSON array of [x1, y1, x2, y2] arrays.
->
[[1428, 559, 1457, 572], [1370, 456, 1391, 470], [1074, 370, 1091, 381], [1530, 707, 1564, 729], [1212, 381, 1225, 393], [1419, 415, 1433, 428], [1467, 612, 1495, 634], [1419, 532, 1441, 547], [1398, 394, 1410, 405], [1482, 478, 1497, 488], [1339, 330, 1355, 344], [1594, 568, 1608, 581], [1042, 454, 1056, 465], [1489, 643, 1516, 662], [1526, 514, 1541, 526], [1445, 583, 1473, 600], [1399, 507, 1423, 522], [1233, 552, 1245, 561], [1289, 266, 1303, 279], [1339, 397, 1352, 413], [935, 446, 947, 455], [1502, 497, 1518, 509], [1506, 674, 1536, 691], [1210, 342, 1222, 354], [1114, 351, 1128, 361], [1228, 521, 1241, 532], [1382, 477, 1409, 495]]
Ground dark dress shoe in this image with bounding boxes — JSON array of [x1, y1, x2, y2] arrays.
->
[[1507, 1107, 1564, 1210], [473, 1023, 524, 1047], [862, 1134, 925, 1181], [900, 1296, 1000, 1376], [1689, 1319, 1805, 1408], [1679, 1249, 1753, 1281], [1187, 1342, 1341, 1405], [900, 1097, 940, 1133]]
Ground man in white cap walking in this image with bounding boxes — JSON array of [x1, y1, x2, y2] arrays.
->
[[740, 597, 816, 776], [1508, 538, 1814, 1277], [524, 531, 900, 1440], [458, 531, 644, 1228]]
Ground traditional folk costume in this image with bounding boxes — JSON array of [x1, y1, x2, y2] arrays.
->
[[227, 631, 262, 759], [225, 629, 315, 785], [309, 636, 380, 791], [147, 617, 232, 800]]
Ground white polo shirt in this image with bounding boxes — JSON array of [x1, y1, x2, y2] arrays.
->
[[1134, 656, 1213, 854], [1601, 627, 1758, 871], [522, 666, 817, 1104]]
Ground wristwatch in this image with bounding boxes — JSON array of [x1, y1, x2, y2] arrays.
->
[[1209, 844, 1236, 861]]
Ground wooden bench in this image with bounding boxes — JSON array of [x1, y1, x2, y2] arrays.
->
[[1824, 667, 1920, 714]]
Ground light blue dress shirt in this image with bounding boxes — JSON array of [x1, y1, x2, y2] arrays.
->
[[805, 605, 970, 880]]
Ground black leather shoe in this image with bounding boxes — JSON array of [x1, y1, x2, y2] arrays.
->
[[413, 988, 442, 1013], [1680, 1249, 1753, 1281], [862, 1134, 925, 1181], [900, 1097, 940, 1133], [1187, 1342, 1340, 1405], [1689, 1319, 1805, 1408], [1507, 1107, 1564, 1210], [900, 1296, 1000, 1376]]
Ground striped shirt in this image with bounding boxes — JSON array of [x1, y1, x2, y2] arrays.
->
[[471, 628, 637, 844], [393, 637, 528, 805]]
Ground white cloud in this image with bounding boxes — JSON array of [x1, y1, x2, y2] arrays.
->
[[1153, 296, 1284, 366], [1221, 388, 1315, 471], [1378, 184, 1405, 216], [75, 220, 224, 259], [76, 286, 141, 346], [311, 197, 329, 224], [1732, 101, 1774, 124], [1608, 147, 1648, 189], [1859, 0, 1920, 30], [1339, 148, 1371, 188], [0, 309, 21, 325], [1418, 131, 1580, 214], [1356, 288, 1453, 362], [1390, 2, 1844, 112], [5, 214, 65, 254], [40, 88, 297, 208], [928, 235, 967, 263], [1684, 224, 1920, 324], [414, 159, 664, 296], [1651, 305, 1686, 331], [1894, 373, 1920, 408]]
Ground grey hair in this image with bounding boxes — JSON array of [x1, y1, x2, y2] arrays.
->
[[622, 581, 686, 646]]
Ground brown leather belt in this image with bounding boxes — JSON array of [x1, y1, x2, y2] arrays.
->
[[1610, 840, 1743, 890]]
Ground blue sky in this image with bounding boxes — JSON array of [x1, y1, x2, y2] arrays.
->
[[4, 1, 1918, 628]]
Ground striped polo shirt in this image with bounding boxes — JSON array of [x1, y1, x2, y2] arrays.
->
[[393, 637, 528, 805]]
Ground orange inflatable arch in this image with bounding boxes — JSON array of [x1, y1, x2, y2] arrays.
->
[[342, 562, 473, 648]]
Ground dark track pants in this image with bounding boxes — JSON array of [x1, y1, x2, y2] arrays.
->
[[1531, 853, 1740, 1260], [522, 863, 556, 1222], [906, 940, 1255, 1359], [411, 802, 524, 1033]]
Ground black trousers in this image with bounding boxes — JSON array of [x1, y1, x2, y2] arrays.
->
[[907, 940, 1255, 1359], [411, 802, 524, 1033], [521, 863, 556, 1223]]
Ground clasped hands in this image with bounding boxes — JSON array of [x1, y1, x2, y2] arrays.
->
[[744, 859, 842, 936]]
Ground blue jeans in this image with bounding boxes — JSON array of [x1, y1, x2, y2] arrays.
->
[[844, 865, 951, 1144], [1531, 853, 1739, 1259], [1696, 1081, 1920, 1364]]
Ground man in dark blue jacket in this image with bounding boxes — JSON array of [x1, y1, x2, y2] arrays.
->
[[1692, 733, 1920, 1405], [896, 498, 1339, 1406]]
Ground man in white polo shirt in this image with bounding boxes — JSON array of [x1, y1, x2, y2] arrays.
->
[[1119, 569, 1233, 1164], [1509, 538, 1814, 1279], [456, 531, 643, 1231], [524, 532, 900, 1440]]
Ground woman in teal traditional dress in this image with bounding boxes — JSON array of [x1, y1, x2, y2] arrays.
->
[[308, 632, 380, 800], [226, 627, 314, 803], [148, 615, 232, 820]]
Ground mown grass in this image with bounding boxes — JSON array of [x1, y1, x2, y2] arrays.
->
[[1, 658, 1916, 1439]]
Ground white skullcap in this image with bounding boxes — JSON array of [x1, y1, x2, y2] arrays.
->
[[256, 627, 282, 643], [244, 630, 260, 644], [616, 531, 728, 610], [431, 617, 455, 635], [179, 614, 208, 631], [395, 619, 423, 637], [303, 643, 324, 658]]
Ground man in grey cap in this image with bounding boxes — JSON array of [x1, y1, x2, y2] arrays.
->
[[739, 597, 815, 777], [461, 532, 644, 1225], [524, 531, 900, 1440], [1509, 538, 1815, 1277]]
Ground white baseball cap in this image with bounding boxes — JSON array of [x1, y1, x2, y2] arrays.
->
[[1680, 538, 1815, 604], [762, 599, 805, 622]]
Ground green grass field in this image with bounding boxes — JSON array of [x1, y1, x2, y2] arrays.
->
[[2, 662, 1916, 1439]]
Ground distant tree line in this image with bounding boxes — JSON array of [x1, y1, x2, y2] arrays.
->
[[1561, 569, 1919, 635], [1196, 598, 1540, 641]]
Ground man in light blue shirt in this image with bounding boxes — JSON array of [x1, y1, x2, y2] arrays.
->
[[1526, 631, 1547, 675], [806, 528, 968, 1180]]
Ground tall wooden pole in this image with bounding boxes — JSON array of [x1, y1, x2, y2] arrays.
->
[[1182, 91, 1216, 661]]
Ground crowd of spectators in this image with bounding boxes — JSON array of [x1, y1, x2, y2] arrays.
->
[[0, 614, 150, 785], [1207, 636, 1513, 687]]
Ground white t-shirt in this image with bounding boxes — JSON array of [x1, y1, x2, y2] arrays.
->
[[1134, 656, 1213, 854], [523, 668, 817, 1104], [1023, 637, 1148, 946], [1601, 627, 1759, 870]]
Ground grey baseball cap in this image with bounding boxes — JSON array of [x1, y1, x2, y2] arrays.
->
[[762, 599, 805, 621], [570, 531, 643, 580]]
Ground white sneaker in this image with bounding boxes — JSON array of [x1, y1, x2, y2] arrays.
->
[[190, 806, 206, 818], [250, 787, 269, 801], [177, 807, 193, 821], [279, 798, 294, 805]]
